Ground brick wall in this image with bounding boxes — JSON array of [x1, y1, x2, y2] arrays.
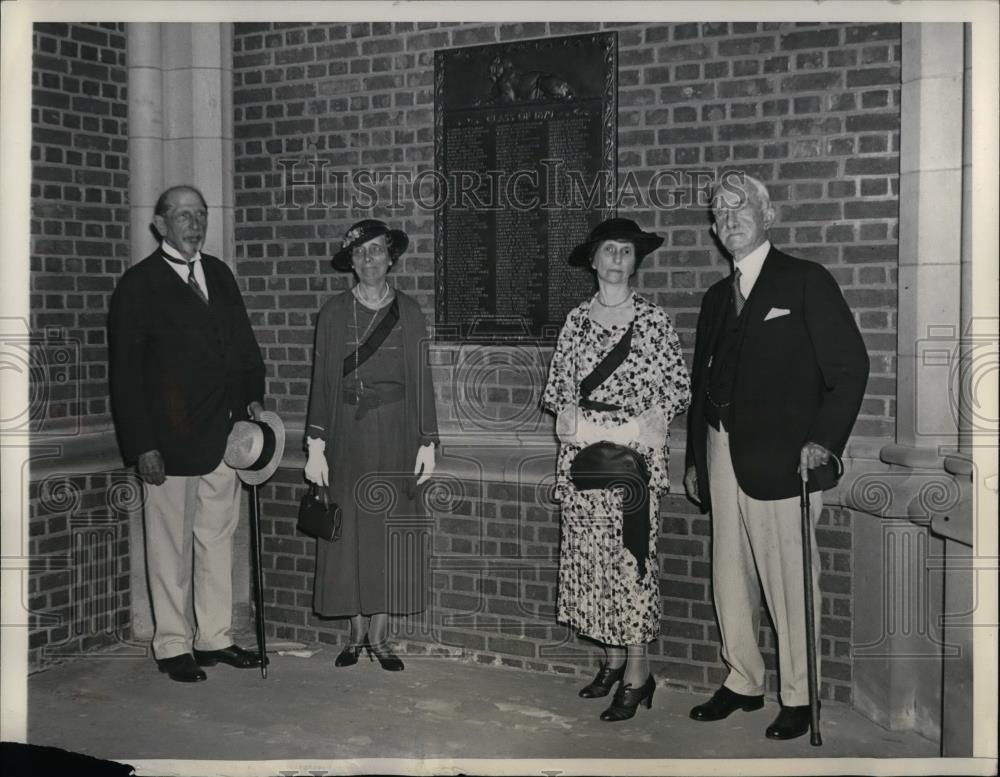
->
[[21, 21, 896, 696], [233, 20, 900, 705], [30, 22, 129, 430], [232, 20, 899, 439], [28, 22, 132, 669], [27, 471, 137, 670]]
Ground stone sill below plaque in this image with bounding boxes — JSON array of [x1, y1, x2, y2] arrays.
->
[[27, 419, 906, 521]]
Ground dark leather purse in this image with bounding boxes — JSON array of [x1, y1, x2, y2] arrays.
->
[[569, 441, 652, 577], [297, 483, 343, 542], [569, 440, 650, 490], [567, 322, 653, 576]]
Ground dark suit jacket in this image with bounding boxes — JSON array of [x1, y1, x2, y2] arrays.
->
[[685, 247, 869, 512], [109, 250, 265, 476]]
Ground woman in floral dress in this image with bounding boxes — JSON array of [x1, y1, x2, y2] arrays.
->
[[542, 218, 691, 721]]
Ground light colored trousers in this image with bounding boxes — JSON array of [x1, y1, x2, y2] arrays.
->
[[707, 423, 822, 707], [142, 458, 241, 660]]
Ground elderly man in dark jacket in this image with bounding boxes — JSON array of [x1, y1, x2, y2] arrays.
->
[[684, 174, 869, 739], [109, 185, 266, 682]]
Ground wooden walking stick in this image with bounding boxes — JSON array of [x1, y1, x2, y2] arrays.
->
[[248, 483, 268, 679], [800, 460, 822, 746]]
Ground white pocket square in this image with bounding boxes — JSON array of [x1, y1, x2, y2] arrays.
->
[[764, 307, 790, 321]]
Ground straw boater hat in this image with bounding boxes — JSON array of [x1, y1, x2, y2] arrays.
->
[[567, 218, 664, 268], [331, 219, 409, 272], [223, 411, 286, 486]]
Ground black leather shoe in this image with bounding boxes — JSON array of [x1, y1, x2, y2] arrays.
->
[[364, 638, 404, 671], [689, 686, 764, 721], [193, 644, 267, 669], [765, 704, 814, 740], [157, 654, 207, 683], [334, 643, 364, 668], [579, 661, 626, 698], [599, 674, 655, 722]]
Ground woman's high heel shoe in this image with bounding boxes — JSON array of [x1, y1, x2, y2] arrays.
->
[[334, 636, 366, 668], [365, 638, 404, 671], [599, 674, 655, 721], [579, 662, 626, 698]]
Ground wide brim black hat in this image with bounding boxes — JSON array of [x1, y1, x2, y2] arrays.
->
[[332, 219, 409, 272], [567, 218, 664, 268]]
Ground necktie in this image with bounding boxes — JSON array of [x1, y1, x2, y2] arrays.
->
[[163, 252, 209, 304], [185, 262, 209, 304], [733, 267, 745, 316]]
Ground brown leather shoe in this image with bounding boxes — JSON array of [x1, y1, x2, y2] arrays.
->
[[193, 644, 267, 669], [157, 654, 207, 683], [689, 686, 764, 721]]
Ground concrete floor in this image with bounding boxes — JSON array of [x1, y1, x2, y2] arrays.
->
[[26, 642, 938, 776]]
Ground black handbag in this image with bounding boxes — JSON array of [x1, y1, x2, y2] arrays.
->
[[569, 441, 652, 577], [569, 440, 650, 490], [296, 483, 343, 542]]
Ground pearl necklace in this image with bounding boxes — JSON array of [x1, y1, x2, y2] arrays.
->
[[595, 290, 632, 308], [353, 281, 391, 308]]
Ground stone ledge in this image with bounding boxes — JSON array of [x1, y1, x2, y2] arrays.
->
[[23, 424, 902, 522]]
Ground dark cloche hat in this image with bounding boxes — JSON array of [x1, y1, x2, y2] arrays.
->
[[332, 219, 409, 272], [567, 217, 664, 268]]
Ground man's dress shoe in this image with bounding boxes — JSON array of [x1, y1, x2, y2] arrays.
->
[[193, 644, 266, 668], [157, 654, 207, 683], [689, 686, 764, 721], [765, 704, 813, 740]]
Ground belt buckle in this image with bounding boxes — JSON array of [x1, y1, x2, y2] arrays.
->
[[354, 389, 381, 420]]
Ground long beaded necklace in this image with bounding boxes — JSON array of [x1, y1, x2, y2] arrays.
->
[[351, 282, 391, 391]]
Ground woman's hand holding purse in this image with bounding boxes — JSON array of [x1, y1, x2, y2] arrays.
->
[[558, 405, 640, 447], [304, 437, 329, 487]]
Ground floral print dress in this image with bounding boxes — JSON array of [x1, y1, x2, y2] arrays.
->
[[542, 292, 691, 645]]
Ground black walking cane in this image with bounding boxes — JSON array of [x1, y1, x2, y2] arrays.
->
[[248, 483, 268, 679], [799, 459, 822, 746]]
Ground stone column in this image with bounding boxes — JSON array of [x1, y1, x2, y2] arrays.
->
[[126, 23, 248, 642], [851, 23, 973, 750], [127, 23, 234, 267], [896, 23, 965, 453]]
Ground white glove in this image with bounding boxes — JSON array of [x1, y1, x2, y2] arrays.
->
[[304, 437, 329, 487], [635, 406, 670, 448], [555, 406, 580, 443], [601, 419, 641, 446], [414, 443, 436, 485]]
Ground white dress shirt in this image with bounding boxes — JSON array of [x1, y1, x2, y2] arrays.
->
[[161, 241, 209, 301], [733, 239, 771, 300]]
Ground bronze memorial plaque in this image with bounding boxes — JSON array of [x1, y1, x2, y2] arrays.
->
[[434, 32, 618, 341]]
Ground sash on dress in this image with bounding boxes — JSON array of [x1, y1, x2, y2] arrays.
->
[[342, 297, 400, 377], [570, 319, 650, 576]]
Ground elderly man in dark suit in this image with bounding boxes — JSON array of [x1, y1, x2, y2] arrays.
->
[[683, 174, 869, 739], [109, 185, 267, 682]]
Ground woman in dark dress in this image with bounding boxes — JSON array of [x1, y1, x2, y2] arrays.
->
[[304, 219, 438, 671]]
